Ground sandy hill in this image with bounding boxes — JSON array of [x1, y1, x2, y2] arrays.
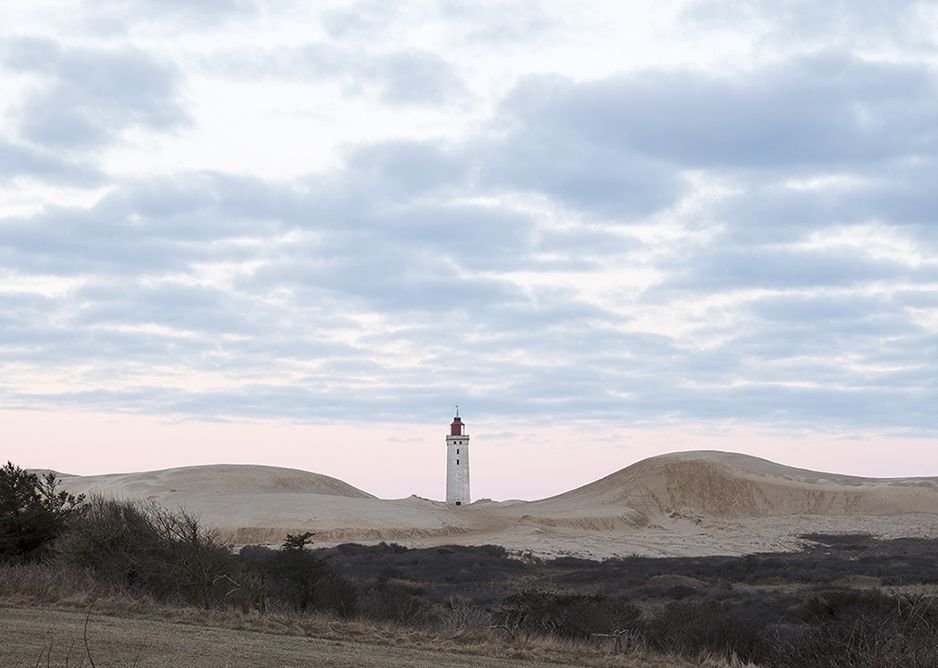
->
[[58, 464, 376, 500], [53, 451, 938, 559], [528, 450, 938, 518]]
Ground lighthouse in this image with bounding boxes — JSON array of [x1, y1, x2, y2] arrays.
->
[[446, 407, 470, 505]]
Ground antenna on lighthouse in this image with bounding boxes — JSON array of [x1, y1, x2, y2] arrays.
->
[[455, 404, 459, 417]]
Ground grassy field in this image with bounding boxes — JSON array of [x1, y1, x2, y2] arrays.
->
[[0, 603, 711, 668], [0, 604, 566, 667]]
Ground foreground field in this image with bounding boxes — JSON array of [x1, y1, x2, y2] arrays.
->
[[0, 604, 696, 668]]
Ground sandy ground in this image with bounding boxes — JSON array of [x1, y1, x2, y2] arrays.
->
[[55, 451, 938, 558]]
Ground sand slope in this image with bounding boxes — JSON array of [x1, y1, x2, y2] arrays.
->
[[532, 450, 938, 517], [59, 464, 376, 499], [53, 452, 938, 558]]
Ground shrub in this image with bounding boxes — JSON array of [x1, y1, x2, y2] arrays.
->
[[358, 579, 430, 624], [56, 497, 237, 609], [260, 532, 358, 616], [149, 506, 235, 608], [499, 590, 640, 640], [775, 593, 938, 667], [0, 462, 83, 561], [793, 588, 916, 624], [55, 496, 167, 592], [643, 600, 770, 663]]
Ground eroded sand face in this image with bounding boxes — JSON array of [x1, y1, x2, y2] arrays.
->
[[55, 451, 938, 559]]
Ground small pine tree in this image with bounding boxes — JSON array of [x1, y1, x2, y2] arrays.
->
[[281, 531, 315, 551], [0, 461, 84, 560]]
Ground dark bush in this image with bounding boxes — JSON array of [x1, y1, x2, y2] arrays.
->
[[55, 497, 168, 593], [320, 543, 528, 602], [149, 506, 235, 608], [499, 590, 640, 639], [266, 532, 357, 616], [0, 462, 83, 561], [775, 594, 938, 668], [644, 600, 771, 663], [359, 579, 431, 624], [793, 588, 905, 623], [58, 497, 237, 608]]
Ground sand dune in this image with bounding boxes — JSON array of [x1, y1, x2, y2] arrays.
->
[[54, 451, 938, 558], [528, 450, 938, 517], [59, 464, 375, 500]]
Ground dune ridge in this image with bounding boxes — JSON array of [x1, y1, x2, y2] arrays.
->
[[537, 451, 938, 517], [58, 463, 375, 500]]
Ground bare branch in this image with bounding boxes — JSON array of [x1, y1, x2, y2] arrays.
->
[[83, 608, 96, 668]]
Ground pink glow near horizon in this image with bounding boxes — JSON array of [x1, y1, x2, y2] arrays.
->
[[4, 409, 937, 501]]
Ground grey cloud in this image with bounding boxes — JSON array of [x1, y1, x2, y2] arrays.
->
[[730, 312, 921, 361], [711, 161, 938, 246], [4, 38, 187, 148], [0, 140, 102, 184], [895, 290, 938, 308], [0, 324, 207, 365], [534, 227, 641, 258], [631, 382, 938, 430], [474, 50, 938, 218], [661, 291, 933, 400], [476, 127, 683, 218], [10, 352, 933, 430], [321, 1, 555, 46], [74, 282, 251, 335], [747, 293, 899, 323], [211, 44, 466, 108], [708, 183, 860, 244], [854, 164, 938, 234], [129, 0, 254, 18], [0, 173, 295, 275], [5, 276, 937, 430], [376, 51, 466, 105], [371, 204, 534, 269], [341, 141, 467, 197], [0, 283, 360, 371], [79, 0, 256, 35], [683, 0, 935, 48], [502, 53, 938, 171], [320, 1, 398, 39], [295, 45, 466, 107], [0, 208, 192, 276], [433, 1, 555, 44], [657, 243, 910, 292], [250, 250, 522, 314]]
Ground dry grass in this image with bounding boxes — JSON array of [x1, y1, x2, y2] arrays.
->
[[0, 567, 733, 668], [0, 562, 119, 603], [3, 605, 559, 668], [0, 559, 765, 667], [0, 563, 767, 667]]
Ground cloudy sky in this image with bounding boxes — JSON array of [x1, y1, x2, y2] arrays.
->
[[2, 1, 938, 499]]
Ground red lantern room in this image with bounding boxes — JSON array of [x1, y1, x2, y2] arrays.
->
[[450, 416, 464, 436]]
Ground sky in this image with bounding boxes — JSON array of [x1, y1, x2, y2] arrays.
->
[[2, 1, 937, 500]]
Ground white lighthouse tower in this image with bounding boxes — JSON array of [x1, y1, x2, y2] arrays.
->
[[446, 407, 470, 505]]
